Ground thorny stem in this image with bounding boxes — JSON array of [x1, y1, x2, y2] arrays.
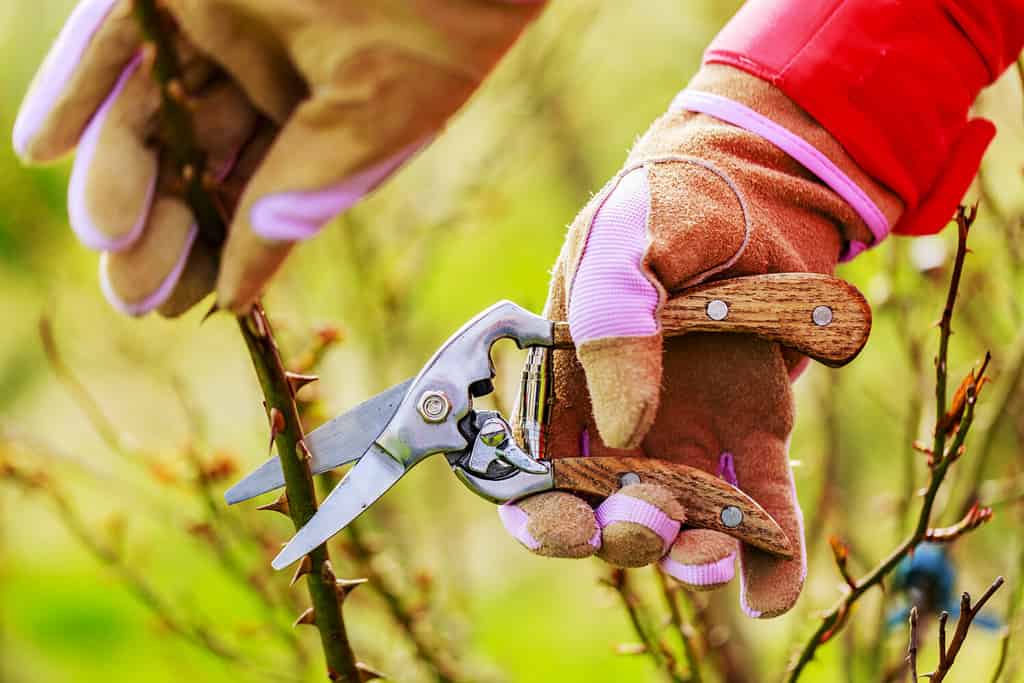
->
[[240, 308, 361, 682], [787, 208, 991, 682], [132, 2, 361, 679], [132, 0, 226, 248], [906, 607, 919, 682]]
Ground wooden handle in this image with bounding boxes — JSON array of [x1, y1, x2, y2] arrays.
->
[[551, 456, 793, 558], [553, 273, 871, 367]]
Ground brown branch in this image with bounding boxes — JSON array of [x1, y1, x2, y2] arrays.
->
[[602, 569, 688, 683], [655, 568, 703, 683], [787, 207, 989, 681], [927, 576, 1005, 682], [907, 607, 919, 682], [344, 520, 461, 683], [131, 3, 361, 679]]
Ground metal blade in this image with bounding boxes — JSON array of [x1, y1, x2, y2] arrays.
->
[[272, 443, 405, 570], [224, 378, 412, 505]]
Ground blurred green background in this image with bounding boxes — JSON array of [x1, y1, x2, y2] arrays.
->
[[2, 2, 1024, 682]]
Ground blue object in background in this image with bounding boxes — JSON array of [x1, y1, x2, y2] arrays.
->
[[887, 543, 1002, 630]]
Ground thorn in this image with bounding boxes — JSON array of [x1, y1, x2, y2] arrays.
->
[[268, 407, 285, 455], [321, 559, 337, 583], [293, 607, 316, 628], [200, 301, 220, 324], [297, 439, 312, 463], [165, 78, 186, 103], [201, 171, 219, 191], [336, 577, 369, 601], [256, 492, 290, 517], [286, 371, 319, 394], [356, 662, 387, 682], [290, 556, 312, 586]]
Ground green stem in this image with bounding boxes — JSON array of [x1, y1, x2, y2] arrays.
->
[[240, 308, 361, 682], [130, 2, 360, 678]]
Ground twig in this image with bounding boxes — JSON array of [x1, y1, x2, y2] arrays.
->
[[39, 317, 129, 459], [345, 520, 460, 683], [603, 569, 688, 683], [787, 207, 992, 681], [926, 576, 1005, 682], [907, 607, 919, 682], [655, 568, 703, 683], [131, 3, 362, 679]]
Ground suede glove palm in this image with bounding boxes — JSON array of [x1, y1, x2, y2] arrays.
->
[[500, 66, 901, 618], [15, 0, 544, 315]]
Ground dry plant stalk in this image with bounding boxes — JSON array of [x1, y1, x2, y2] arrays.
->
[[787, 207, 994, 681], [131, 2, 363, 679]]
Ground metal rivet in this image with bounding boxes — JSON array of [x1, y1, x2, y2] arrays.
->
[[620, 472, 641, 487], [812, 305, 834, 327], [417, 390, 451, 423], [720, 505, 743, 529], [706, 299, 729, 321]]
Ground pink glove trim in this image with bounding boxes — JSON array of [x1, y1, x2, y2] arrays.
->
[[497, 503, 541, 551], [98, 223, 197, 316], [660, 552, 736, 586], [68, 54, 155, 252], [249, 138, 427, 241], [595, 494, 681, 552], [671, 90, 888, 262], [13, 0, 118, 160], [568, 167, 658, 342], [569, 156, 752, 343], [717, 451, 738, 487]]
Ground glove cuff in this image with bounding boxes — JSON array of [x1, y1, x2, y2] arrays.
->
[[682, 65, 903, 261]]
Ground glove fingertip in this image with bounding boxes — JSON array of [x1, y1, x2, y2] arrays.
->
[[577, 334, 662, 449]]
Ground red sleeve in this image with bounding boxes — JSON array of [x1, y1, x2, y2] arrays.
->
[[705, 0, 1024, 236]]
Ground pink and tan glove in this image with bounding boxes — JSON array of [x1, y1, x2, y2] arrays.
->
[[499, 65, 903, 618], [14, 0, 544, 316]]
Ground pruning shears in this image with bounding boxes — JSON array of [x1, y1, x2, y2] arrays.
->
[[225, 273, 872, 570]]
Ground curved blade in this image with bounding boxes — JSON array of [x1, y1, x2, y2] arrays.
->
[[272, 443, 404, 570], [224, 378, 412, 505]]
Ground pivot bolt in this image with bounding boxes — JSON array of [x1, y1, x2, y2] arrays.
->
[[720, 505, 743, 529], [706, 299, 729, 321], [812, 305, 834, 326], [479, 418, 510, 448], [417, 390, 451, 423]]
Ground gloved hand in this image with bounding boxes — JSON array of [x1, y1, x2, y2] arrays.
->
[[499, 65, 902, 618], [15, 0, 544, 316]]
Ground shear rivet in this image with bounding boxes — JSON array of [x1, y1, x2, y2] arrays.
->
[[721, 505, 743, 529], [620, 472, 641, 487], [812, 305, 834, 326], [417, 390, 451, 423], [706, 299, 729, 321]]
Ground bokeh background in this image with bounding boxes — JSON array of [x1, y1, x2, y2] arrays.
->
[[2, 2, 1024, 682]]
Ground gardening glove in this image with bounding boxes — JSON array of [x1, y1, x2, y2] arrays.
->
[[14, 0, 544, 316], [499, 65, 903, 618]]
